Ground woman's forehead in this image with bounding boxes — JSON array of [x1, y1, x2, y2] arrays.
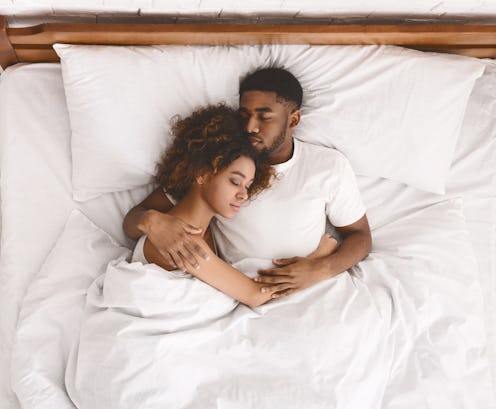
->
[[226, 156, 256, 175]]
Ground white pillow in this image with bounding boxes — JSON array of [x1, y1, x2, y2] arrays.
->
[[54, 44, 484, 200], [446, 60, 496, 196], [11, 209, 130, 408], [54, 44, 271, 201], [268, 45, 485, 193]]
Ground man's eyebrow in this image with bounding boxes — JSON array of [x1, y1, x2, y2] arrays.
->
[[238, 107, 274, 113], [255, 107, 274, 113]]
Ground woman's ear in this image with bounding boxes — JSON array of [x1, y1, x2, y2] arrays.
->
[[195, 171, 211, 186], [289, 109, 301, 129]]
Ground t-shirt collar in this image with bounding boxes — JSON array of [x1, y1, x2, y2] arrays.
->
[[273, 138, 300, 174]]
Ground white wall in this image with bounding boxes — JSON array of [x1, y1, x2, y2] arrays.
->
[[0, 0, 495, 26]]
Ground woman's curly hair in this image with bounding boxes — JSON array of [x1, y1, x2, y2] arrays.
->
[[156, 104, 274, 201]]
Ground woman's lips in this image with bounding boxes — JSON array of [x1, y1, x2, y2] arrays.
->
[[230, 203, 241, 211]]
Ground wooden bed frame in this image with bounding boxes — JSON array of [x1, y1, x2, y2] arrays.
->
[[2, 15, 496, 69]]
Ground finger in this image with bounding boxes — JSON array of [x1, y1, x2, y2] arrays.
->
[[257, 268, 280, 276], [272, 257, 299, 266], [272, 288, 295, 298], [261, 283, 292, 294], [187, 240, 210, 261], [181, 223, 202, 235], [254, 275, 291, 284], [170, 252, 186, 272], [177, 249, 200, 270], [158, 251, 177, 269], [258, 267, 293, 276], [179, 245, 200, 269]]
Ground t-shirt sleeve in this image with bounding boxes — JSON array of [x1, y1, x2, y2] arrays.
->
[[325, 153, 366, 227]]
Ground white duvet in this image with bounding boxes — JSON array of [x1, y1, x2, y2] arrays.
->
[[66, 257, 392, 409], [11, 198, 496, 409]]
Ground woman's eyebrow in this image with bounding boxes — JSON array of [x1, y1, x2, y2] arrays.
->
[[231, 171, 255, 184], [230, 171, 247, 179]]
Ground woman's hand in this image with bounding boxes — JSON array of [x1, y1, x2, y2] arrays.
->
[[142, 209, 209, 271]]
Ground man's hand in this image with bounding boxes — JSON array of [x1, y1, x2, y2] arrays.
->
[[255, 215, 372, 299], [143, 210, 209, 271], [255, 256, 328, 299]]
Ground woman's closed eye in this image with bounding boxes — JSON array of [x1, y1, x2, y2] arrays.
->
[[230, 178, 252, 192]]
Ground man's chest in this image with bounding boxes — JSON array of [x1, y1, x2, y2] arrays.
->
[[214, 175, 330, 261]]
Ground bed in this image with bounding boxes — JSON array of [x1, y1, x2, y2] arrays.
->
[[0, 18, 495, 409]]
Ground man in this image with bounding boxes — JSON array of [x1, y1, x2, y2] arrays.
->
[[123, 67, 371, 298]]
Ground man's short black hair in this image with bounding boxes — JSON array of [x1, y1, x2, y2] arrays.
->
[[239, 67, 303, 109]]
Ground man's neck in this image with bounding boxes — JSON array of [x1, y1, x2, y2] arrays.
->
[[268, 138, 295, 165]]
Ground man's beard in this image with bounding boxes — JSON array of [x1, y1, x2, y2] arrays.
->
[[261, 117, 288, 156]]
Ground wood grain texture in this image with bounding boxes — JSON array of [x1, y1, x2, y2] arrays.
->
[[3, 20, 496, 68]]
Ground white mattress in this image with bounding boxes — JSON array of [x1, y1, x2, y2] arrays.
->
[[0, 62, 495, 409]]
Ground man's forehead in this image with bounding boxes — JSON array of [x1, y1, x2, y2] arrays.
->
[[239, 90, 288, 110]]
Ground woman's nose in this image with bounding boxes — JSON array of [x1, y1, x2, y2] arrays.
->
[[237, 187, 248, 201]]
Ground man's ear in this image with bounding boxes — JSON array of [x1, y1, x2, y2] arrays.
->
[[289, 109, 301, 129]]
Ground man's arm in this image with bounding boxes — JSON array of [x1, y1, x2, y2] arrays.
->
[[123, 188, 208, 270], [255, 214, 372, 298], [123, 188, 175, 239]]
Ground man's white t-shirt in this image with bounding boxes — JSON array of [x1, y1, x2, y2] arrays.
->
[[211, 138, 366, 264]]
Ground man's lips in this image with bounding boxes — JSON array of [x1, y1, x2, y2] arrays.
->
[[248, 136, 262, 147], [230, 203, 241, 211]]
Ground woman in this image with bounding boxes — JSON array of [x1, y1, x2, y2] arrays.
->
[[131, 104, 338, 307]]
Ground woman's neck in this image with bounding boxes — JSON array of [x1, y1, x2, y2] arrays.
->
[[168, 188, 214, 236]]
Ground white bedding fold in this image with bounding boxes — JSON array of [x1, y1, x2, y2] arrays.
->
[[66, 257, 393, 409], [11, 199, 496, 409]]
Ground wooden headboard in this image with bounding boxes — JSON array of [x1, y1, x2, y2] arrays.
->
[[2, 15, 496, 70]]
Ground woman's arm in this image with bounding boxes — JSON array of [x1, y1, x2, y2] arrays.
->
[[144, 236, 275, 308]]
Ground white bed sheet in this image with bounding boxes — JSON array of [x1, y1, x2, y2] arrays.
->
[[0, 61, 495, 408], [0, 64, 154, 409]]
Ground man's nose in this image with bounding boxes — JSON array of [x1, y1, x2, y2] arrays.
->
[[245, 116, 259, 134]]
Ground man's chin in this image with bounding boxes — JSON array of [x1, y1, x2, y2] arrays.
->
[[250, 143, 268, 154]]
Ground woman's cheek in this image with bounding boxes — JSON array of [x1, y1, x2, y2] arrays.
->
[[207, 181, 234, 214]]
